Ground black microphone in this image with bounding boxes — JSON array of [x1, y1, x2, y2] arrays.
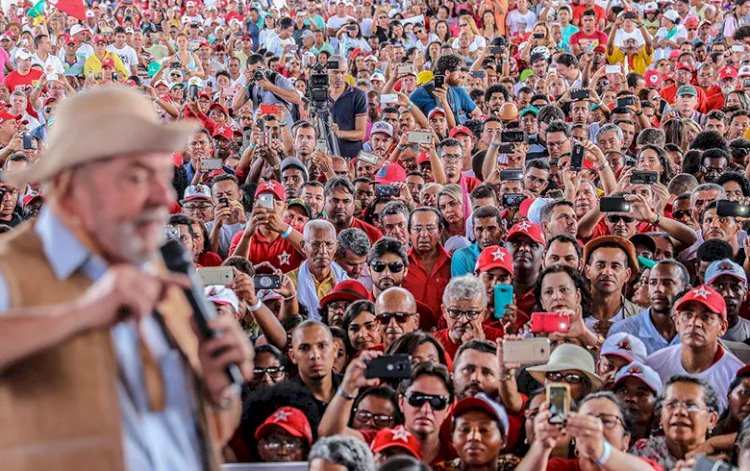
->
[[160, 240, 245, 389]]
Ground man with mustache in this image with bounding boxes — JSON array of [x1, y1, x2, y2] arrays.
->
[[324, 177, 382, 244], [706, 259, 750, 343], [583, 236, 641, 336], [506, 221, 545, 319], [701, 201, 742, 260], [452, 206, 505, 277], [609, 259, 690, 354], [646, 285, 743, 411]]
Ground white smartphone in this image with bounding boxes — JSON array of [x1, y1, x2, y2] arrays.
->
[[502, 338, 551, 365], [380, 93, 398, 104], [258, 193, 274, 209], [605, 65, 621, 74], [197, 266, 234, 285]]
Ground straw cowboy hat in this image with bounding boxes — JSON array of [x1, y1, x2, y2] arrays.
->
[[8, 85, 198, 185], [527, 343, 603, 390]]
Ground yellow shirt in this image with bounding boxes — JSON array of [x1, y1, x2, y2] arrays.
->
[[607, 47, 653, 75], [83, 52, 130, 80], [286, 267, 337, 302]]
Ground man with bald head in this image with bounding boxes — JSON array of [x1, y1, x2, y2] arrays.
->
[[375, 287, 419, 347]]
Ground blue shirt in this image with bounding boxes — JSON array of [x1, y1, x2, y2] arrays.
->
[[409, 85, 478, 124], [329, 84, 368, 158], [608, 308, 680, 355], [451, 242, 481, 277], [0, 208, 203, 471]]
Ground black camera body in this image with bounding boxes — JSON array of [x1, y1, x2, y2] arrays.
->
[[307, 63, 330, 109], [253, 68, 267, 82]]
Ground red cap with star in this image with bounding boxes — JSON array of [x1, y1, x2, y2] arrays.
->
[[255, 406, 313, 446], [507, 220, 545, 245], [255, 179, 286, 201], [673, 285, 727, 320], [720, 66, 738, 80], [370, 425, 422, 459], [474, 245, 514, 276], [211, 125, 233, 140]]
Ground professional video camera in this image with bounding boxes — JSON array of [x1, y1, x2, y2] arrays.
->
[[305, 60, 340, 156], [307, 62, 331, 110]]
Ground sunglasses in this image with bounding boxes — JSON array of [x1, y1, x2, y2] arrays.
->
[[406, 392, 449, 410], [546, 371, 587, 384], [375, 312, 414, 324], [353, 409, 394, 427], [370, 261, 404, 273], [606, 215, 634, 224], [253, 366, 285, 380]]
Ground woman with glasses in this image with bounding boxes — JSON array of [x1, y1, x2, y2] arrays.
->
[[519, 391, 660, 471], [516, 389, 574, 459], [631, 375, 721, 470], [250, 344, 289, 391], [450, 14, 486, 53], [343, 300, 382, 354], [255, 406, 313, 463]]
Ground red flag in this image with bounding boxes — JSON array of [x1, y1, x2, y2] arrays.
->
[[48, 0, 87, 22]]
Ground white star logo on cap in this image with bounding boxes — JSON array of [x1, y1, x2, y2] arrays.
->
[[517, 220, 531, 231], [263, 181, 276, 190], [272, 409, 291, 422], [278, 251, 291, 266], [216, 126, 226, 134], [391, 426, 411, 442], [492, 248, 506, 261], [692, 287, 709, 299]]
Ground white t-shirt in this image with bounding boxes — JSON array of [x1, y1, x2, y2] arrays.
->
[[614, 28, 645, 47], [106, 44, 139, 71], [646, 344, 742, 412], [451, 35, 487, 52], [653, 25, 688, 61], [506, 9, 537, 35], [326, 15, 355, 31]]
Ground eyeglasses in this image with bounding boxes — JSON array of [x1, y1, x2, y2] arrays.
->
[[411, 225, 439, 233], [260, 437, 305, 450], [459, 23, 469, 27], [606, 215, 634, 224], [375, 312, 415, 324], [591, 413, 625, 429], [308, 240, 336, 251], [445, 308, 482, 320], [545, 372, 588, 384], [441, 153, 463, 161], [405, 391, 449, 410], [664, 400, 707, 414], [183, 203, 213, 210], [370, 261, 404, 273], [547, 140, 568, 149], [253, 366, 285, 380], [353, 409, 395, 427]]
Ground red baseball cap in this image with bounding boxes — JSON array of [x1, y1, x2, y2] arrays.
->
[[644, 70, 660, 87], [417, 150, 431, 165], [93, 35, 107, 44], [673, 285, 727, 320], [255, 407, 313, 446], [507, 220, 545, 245], [374, 163, 406, 184], [0, 109, 27, 125], [211, 124, 233, 140], [254, 180, 285, 201], [22, 193, 43, 206], [669, 49, 682, 61], [684, 16, 699, 28], [676, 61, 693, 71], [319, 280, 371, 308], [209, 102, 229, 117], [101, 58, 115, 69], [474, 245, 514, 276], [370, 425, 422, 459], [736, 364, 750, 378], [518, 197, 534, 218], [449, 125, 472, 138], [720, 66, 738, 80]]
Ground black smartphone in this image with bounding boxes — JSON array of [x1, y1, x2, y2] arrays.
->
[[503, 193, 526, 207], [570, 89, 590, 101], [22, 132, 33, 150], [170, 61, 181, 68], [327, 60, 340, 69], [500, 168, 524, 181], [497, 143, 515, 153], [616, 96, 635, 108], [253, 274, 282, 290], [533, 32, 545, 39], [364, 354, 412, 379], [375, 184, 400, 197], [624, 11, 638, 19], [489, 45, 505, 54], [570, 143, 584, 170], [219, 197, 229, 206], [630, 170, 659, 185], [433, 74, 445, 89], [501, 130, 526, 143], [716, 199, 750, 218], [470, 70, 486, 78], [600, 196, 631, 212], [347, 25, 357, 31]]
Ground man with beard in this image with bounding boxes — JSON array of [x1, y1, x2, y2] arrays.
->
[[506, 221, 546, 317], [368, 237, 408, 300], [334, 228, 371, 289], [646, 285, 743, 411], [280, 157, 308, 200], [485, 85, 509, 118], [540, 200, 578, 240], [184, 128, 235, 183], [609, 259, 690, 354], [324, 177, 383, 244], [409, 54, 482, 121], [452, 206, 505, 277], [292, 122, 316, 170], [211, 125, 238, 165], [375, 287, 419, 347], [0, 183, 22, 227], [433, 275, 504, 359], [403, 207, 451, 323], [229, 180, 305, 271], [287, 220, 349, 320], [543, 234, 583, 271], [583, 236, 641, 336], [365, 121, 394, 157], [301, 181, 326, 219], [544, 120, 572, 161], [706, 259, 750, 342]]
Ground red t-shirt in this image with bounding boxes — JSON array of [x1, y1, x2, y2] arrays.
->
[[229, 230, 304, 271], [197, 251, 223, 267], [432, 325, 505, 359], [3, 69, 44, 93], [349, 217, 383, 244], [569, 30, 608, 50], [547, 456, 664, 471], [573, 4, 606, 24]]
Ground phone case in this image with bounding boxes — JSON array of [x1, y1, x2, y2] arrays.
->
[[197, 267, 234, 285], [546, 383, 571, 424], [364, 354, 412, 379], [503, 338, 551, 364], [493, 284, 513, 319]]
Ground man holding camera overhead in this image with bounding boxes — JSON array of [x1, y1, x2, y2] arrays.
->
[[231, 54, 301, 128]]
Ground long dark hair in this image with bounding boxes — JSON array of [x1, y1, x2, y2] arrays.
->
[[533, 264, 592, 316]]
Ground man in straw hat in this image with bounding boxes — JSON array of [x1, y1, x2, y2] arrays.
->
[[0, 85, 253, 471]]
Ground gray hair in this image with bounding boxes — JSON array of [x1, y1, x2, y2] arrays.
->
[[336, 228, 371, 258], [419, 183, 443, 202], [303, 219, 336, 240], [442, 275, 487, 306], [657, 374, 721, 415], [381, 200, 410, 221], [308, 435, 375, 471], [596, 123, 623, 143], [690, 183, 726, 202]]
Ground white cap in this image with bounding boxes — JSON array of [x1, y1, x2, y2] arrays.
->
[[739, 65, 750, 77], [644, 1, 658, 10], [664, 10, 680, 22], [70, 24, 87, 36], [205, 285, 239, 312], [14, 48, 32, 61], [370, 72, 385, 82]]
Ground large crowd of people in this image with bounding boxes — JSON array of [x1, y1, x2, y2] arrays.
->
[[6, 0, 750, 469]]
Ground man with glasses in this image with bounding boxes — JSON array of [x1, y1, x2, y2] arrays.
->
[[181, 184, 215, 222], [523, 160, 550, 197], [183, 128, 235, 183], [433, 275, 505, 358], [544, 120, 572, 160], [368, 237, 409, 300], [375, 286, 419, 347], [646, 285, 743, 411], [700, 149, 730, 183], [403, 207, 451, 326]]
